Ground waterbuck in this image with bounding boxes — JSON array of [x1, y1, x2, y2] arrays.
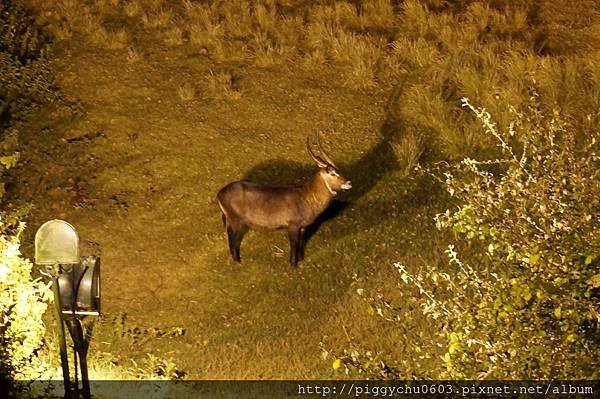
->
[[217, 133, 352, 266]]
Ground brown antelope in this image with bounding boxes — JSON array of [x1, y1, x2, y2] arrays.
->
[[217, 133, 352, 266]]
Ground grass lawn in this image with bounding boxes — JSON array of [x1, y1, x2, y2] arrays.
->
[[3, 0, 598, 381]]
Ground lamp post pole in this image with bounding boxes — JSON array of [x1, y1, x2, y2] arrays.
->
[[50, 269, 72, 398]]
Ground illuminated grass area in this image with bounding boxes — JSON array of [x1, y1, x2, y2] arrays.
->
[[1, 0, 598, 382]]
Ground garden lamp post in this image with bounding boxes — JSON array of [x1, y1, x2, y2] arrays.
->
[[35, 220, 101, 399]]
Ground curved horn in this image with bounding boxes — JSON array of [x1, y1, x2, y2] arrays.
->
[[307, 135, 328, 167], [316, 131, 337, 167]]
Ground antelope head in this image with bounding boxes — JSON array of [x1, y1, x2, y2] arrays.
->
[[307, 132, 352, 196]]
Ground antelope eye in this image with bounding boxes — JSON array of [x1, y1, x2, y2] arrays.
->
[[327, 167, 338, 176]]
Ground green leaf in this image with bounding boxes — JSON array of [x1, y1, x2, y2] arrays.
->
[[529, 253, 540, 265], [554, 277, 567, 287], [535, 330, 547, 338], [565, 333, 577, 344], [449, 341, 461, 355], [0, 153, 19, 169], [554, 307, 562, 319], [536, 289, 546, 300], [585, 254, 597, 266], [587, 274, 600, 289]]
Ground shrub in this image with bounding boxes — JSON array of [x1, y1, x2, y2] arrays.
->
[[0, 0, 54, 121], [337, 93, 599, 379], [0, 1, 55, 394], [0, 220, 52, 388], [428, 95, 599, 378], [0, 0, 47, 60]]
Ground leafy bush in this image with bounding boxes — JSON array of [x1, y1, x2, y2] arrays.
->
[[0, 82, 50, 398], [429, 94, 599, 378], [0, 0, 54, 121], [336, 93, 599, 379], [0, 1, 55, 394], [0, 220, 52, 385], [0, 0, 47, 60]]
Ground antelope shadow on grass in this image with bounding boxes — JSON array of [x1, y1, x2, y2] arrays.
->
[[241, 111, 405, 250]]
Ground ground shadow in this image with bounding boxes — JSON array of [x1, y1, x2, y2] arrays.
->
[[243, 87, 404, 198], [241, 88, 406, 249]]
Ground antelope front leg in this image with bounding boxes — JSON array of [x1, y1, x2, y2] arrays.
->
[[288, 226, 301, 267], [298, 227, 306, 261]]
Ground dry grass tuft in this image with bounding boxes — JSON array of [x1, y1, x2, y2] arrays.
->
[[145, 0, 165, 12], [163, 26, 184, 46], [254, 2, 277, 33], [91, 0, 118, 15], [390, 133, 424, 176], [205, 70, 241, 100], [309, 2, 361, 31], [177, 81, 195, 101], [88, 25, 110, 47], [221, 1, 254, 39], [53, 0, 81, 24], [123, 0, 141, 17], [142, 9, 172, 29], [330, 31, 384, 89], [106, 28, 130, 49], [54, 22, 73, 41], [251, 30, 291, 67], [360, 0, 397, 30], [126, 46, 142, 62]]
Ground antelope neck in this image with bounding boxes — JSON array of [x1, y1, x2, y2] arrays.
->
[[305, 173, 335, 206]]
